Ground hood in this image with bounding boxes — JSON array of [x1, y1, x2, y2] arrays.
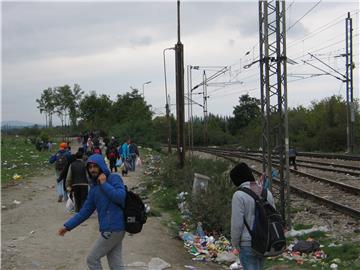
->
[[87, 154, 111, 177], [230, 162, 255, 187]]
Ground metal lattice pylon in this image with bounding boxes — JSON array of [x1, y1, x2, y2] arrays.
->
[[259, 0, 291, 227]]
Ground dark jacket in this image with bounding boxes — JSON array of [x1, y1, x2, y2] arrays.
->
[[64, 154, 126, 232], [66, 159, 88, 189], [129, 143, 139, 156], [49, 149, 71, 164]]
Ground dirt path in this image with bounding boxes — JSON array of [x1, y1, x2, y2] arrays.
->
[[1, 162, 220, 269]]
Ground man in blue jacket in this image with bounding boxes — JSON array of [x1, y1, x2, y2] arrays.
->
[[58, 154, 126, 270]]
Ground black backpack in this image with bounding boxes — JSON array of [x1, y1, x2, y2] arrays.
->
[[123, 187, 147, 234], [104, 185, 147, 234], [239, 187, 286, 257], [55, 153, 68, 172]]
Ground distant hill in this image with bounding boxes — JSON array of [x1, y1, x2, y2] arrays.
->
[[1, 120, 43, 128]]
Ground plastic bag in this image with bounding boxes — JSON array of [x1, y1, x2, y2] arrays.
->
[[115, 158, 122, 167], [66, 196, 74, 212], [136, 157, 142, 167]]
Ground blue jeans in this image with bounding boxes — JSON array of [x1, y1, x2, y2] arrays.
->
[[240, 246, 265, 270]]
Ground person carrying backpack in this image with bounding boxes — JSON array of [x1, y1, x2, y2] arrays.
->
[[49, 142, 71, 202], [230, 162, 277, 270], [58, 154, 126, 270], [66, 151, 88, 213]]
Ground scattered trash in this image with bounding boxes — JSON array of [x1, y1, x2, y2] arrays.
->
[[292, 239, 320, 253], [328, 243, 342, 247], [2, 205, 6, 209], [29, 230, 36, 235], [286, 226, 329, 237], [148, 257, 171, 270], [215, 251, 237, 263], [12, 174, 22, 180], [13, 200, 21, 205], [128, 261, 147, 269], [184, 266, 197, 270], [280, 238, 328, 266], [229, 260, 243, 270]]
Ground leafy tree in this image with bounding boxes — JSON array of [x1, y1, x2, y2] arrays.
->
[[79, 92, 113, 130], [36, 88, 56, 127], [228, 94, 261, 135]]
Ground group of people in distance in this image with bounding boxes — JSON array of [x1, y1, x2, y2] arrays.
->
[[49, 133, 140, 211]]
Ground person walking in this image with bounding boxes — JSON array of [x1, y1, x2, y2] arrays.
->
[[230, 162, 276, 270], [106, 145, 119, 173], [120, 140, 129, 176], [289, 148, 298, 170], [128, 140, 139, 172], [58, 154, 126, 270], [49, 142, 71, 202], [66, 151, 89, 212]]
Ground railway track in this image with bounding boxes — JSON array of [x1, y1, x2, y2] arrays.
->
[[227, 150, 360, 176], [194, 147, 360, 220], [225, 148, 360, 161]]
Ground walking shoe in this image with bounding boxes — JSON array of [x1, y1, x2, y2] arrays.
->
[[57, 195, 63, 202]]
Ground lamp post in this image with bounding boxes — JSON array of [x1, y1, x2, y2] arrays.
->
[[163, 47, 175, 154], [142, 81, 151, 97], [175, 0, 185, 168]]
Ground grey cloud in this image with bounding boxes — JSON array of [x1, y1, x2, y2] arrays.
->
[[130, 36, 153, 47], [2, 2, 261, 64]]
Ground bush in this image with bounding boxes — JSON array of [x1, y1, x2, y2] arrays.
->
[[157, 154, 235, 237]]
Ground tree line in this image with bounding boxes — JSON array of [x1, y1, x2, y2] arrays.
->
[[36, 84, 359, 153]]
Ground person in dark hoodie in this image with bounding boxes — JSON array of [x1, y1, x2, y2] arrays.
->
[[66, 151, 88, 212], [58, 154, 126, 270], [230, 162, 275, 270]]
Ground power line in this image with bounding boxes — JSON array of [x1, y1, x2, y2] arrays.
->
[[287, 0, 322, 32], [287, 9, 359, 48]]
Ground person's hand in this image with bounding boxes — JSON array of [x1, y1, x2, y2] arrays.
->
[[66, 187, 72, 192], [232, 248, 240, 255], [58, 226, 68, 236], [98, 173, 106, 184]]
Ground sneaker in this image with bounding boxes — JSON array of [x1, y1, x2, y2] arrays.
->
[[58, 195, 63, 202]]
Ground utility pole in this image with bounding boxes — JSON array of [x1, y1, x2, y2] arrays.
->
[[175, 0, 185, 168], [259, 0, 290, 228], [163, 47, 174, 154], [202, 70, 209, 146], [346, 12, 355, 154]]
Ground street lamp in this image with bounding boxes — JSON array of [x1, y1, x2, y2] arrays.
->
[[163, 47, 175, 154], [142, 81, 151, 97]]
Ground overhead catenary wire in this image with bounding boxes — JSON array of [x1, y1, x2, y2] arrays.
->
[[287, 0, 322, 32]]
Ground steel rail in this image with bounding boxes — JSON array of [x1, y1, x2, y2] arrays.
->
[[196, 148, 360, 219], [220, 147, 360, 161], [200, 147, 360, 176], [196, 147, 360, 196]]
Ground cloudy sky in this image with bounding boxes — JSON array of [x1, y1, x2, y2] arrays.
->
[[1, 0, 359, 125]]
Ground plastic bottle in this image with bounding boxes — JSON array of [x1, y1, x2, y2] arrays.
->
[[196, 222, 205, 238]]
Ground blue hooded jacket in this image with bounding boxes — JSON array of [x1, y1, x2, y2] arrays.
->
[[64, 154, 126, 232]]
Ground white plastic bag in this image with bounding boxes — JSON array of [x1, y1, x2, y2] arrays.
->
[[136, 157, 142, 167], [66, 196, 74, 212], [115, 158, 122, 167]]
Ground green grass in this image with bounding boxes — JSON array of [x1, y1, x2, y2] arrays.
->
[[1, 135, 56, 183]]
